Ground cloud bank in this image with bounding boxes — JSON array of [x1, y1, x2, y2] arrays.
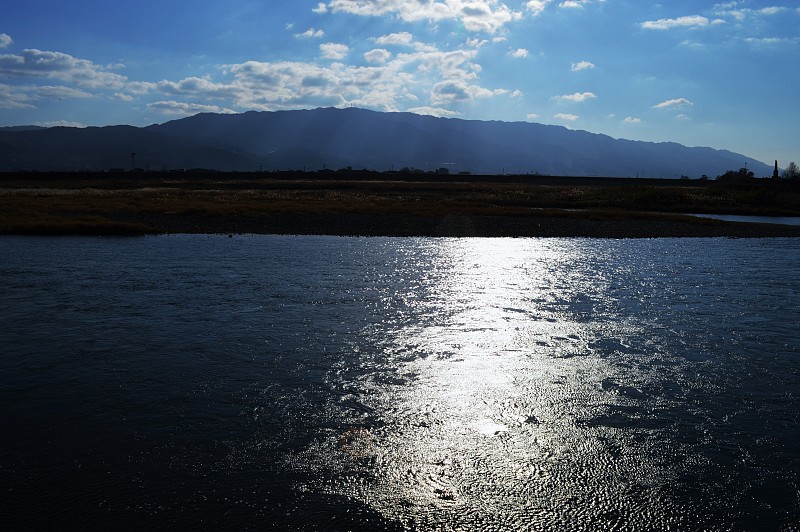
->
[[317, 0, 523, 33]]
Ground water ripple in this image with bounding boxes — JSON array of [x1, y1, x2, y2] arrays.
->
[[1, 236, 799, 529]]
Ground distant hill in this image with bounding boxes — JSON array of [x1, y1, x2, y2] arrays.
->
[[0, 126, 46, 132], [0, 107, 771, 177]]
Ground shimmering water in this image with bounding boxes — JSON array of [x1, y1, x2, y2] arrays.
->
[[1, 235, 799, 530]]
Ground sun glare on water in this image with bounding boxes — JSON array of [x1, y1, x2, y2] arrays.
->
[[310, 238, 656, 527]]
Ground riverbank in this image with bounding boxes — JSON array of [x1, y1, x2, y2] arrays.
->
[[2, 172, 799, 237], [83, 211, 800, 238]]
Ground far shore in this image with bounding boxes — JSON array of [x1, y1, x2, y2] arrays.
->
[[2, 171, 800, 238]]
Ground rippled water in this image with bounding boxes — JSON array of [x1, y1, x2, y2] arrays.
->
[[1, 235, 799, 530]]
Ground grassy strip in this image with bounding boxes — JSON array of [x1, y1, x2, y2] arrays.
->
[[0, 217, 156, 236], [1, 176, 799, 235]]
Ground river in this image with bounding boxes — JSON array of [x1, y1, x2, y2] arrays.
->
[[1, 235, 798, 530]]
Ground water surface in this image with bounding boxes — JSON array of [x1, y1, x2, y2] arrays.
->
[[1, 235, 798, 530], [687, 213, 800, 226]]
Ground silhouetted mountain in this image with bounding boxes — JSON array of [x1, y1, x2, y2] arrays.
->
[[0, 108, 771, 177], [0, 125, 261, 172], [0, 126, 46, 132]]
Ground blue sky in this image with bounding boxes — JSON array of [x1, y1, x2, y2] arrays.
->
[[2, 0, 798, 168]]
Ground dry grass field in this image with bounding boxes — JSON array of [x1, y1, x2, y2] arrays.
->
[[2, 172, 799, 237]]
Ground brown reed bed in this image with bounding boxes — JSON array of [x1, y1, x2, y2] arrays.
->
[[1, 173, 799, 237]]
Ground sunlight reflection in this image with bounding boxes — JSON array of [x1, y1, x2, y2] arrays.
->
[[355, 238, 628, 525], [280, 236, 704, 528]]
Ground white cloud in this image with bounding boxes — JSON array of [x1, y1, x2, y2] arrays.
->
[[0, 25, 511, 120], [526, 113, 541, 119], [146, 100, 236, 117], [0, 33, 492, 118], [714, 3, 746, 21], [158, 76, 241, 99], [554, 112, 578, 121], [0, 82, 96, 110], [526, 1, 552, 16], [34, 85, 92, 99], [641, 16, 710, 30], [0, 31, 522, 121], [744, 37, 790, 46], [320, 0, 523, 33], [0, 83, 34, 108], [374, 32, 415, 47], [233, 62, 341, 104], [206, 42, 491, 113], [466, 37, 488, 48], [511, 89, 523, 98], [552, 91, 596, 102], [295, 28, 325, 39], [509, 48, 529, 58], [0, 49, 127, 89], [623, 116, 641, 124], [320, 43, 349, 60], [653, 97, 693, 109], [407, 48, 482, 80], [571, 60, 595, 71], [364, 48, 392, 63], [407, 106, 461, 117], [125, 81, 157, 95], [675, 113, 692, 120], [758, 7, 786, 15], [312, 2, 328, 13], [560, 0, 604, 8], [431, 79, 505, 104], [36, 120, 87, 128], [714, 3, 787, 21], [0, 34, 12, 49]]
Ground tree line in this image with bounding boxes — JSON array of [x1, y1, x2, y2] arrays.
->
[[717, 162, 799, 182]]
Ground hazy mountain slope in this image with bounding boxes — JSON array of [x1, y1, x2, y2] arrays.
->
[[0, 107, 771, 176], [0, 126, 46, 132], [150, 108, 770, 177], [0, 126, 261, 171]]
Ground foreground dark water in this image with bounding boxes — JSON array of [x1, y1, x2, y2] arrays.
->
[[1, 235, 799, 530]]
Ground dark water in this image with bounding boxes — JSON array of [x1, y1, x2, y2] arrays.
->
[[686, 213, 800, 226], [1, 235, 799, 530]]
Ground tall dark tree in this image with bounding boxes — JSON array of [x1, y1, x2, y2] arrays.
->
[[783, 161, 799, 179]]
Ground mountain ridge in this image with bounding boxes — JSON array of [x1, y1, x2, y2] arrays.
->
[[0, 107, 771, 177]]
